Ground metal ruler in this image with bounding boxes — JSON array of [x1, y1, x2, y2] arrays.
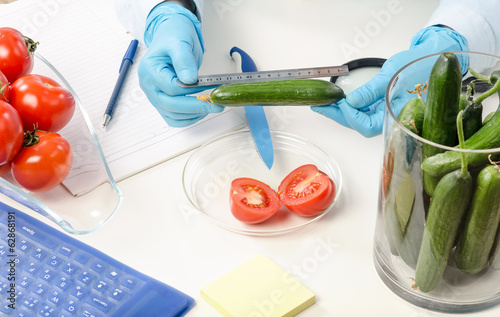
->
[[177, 64, 349, 87]]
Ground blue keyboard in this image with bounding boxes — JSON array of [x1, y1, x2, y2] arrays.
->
[[0, 201, 194, 317]]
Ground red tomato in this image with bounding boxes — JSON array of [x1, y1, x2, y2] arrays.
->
[[0, 27, 37, 83], [0, 100, 24, 165], [0, 71, 9, 102], [10, 74, 75, 132], [11, 131, 73, 193], [0, 162, 11, 176], [278, 164, 336, 217], [230, 178, 281, 224]]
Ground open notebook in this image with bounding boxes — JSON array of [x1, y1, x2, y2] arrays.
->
[[0, 0, 244, 196]]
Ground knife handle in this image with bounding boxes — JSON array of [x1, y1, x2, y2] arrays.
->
[[230, 46, 258, 73]]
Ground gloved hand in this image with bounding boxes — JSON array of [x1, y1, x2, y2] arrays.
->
[[139, 3, 224, 127], [312, 26, 469, 137]]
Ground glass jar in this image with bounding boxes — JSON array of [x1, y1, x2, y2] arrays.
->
[[373, 51, 500, 313]]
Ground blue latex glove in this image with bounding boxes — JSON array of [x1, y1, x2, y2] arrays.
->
[[312, 26, 469, 137], [139, 3, 224, 127]]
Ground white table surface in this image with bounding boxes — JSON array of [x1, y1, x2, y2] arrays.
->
[[5, 1, 500, 316]]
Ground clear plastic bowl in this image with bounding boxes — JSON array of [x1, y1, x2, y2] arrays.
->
[[182, 129, 342, 236], [0, 53, 123, 235]]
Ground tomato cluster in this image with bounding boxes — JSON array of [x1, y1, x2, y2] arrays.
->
[[0, 27, 75, 193], [229, 164, 337, 224]]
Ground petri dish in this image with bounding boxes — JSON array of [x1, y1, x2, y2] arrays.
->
[[182, 129, 342, 236], [0, 53, 123, 235]]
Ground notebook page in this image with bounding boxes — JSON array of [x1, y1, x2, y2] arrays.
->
[[0, 0, 245, 195]]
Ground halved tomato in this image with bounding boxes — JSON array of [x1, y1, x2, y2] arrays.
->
[[230, 177, 281, 224], [278, 164, 336, 217]]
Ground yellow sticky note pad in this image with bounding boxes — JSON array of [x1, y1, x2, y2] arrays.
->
[[201, 254, 315, 317]]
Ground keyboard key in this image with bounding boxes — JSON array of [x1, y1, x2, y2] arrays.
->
[[22, 296, 40, 309], [87, 294, 114, 313], [89, 260, 106, 273], [18, 239, 32, 253], [0, 303, 13, 315], [81, 308, 101, 317], [48, 290, 65, 306], [70, 285, 87, 300], [59, 246, 75, 257], [46, 255, 63, 268], [104, 270, 121, 282], [31, 247, 48, 262], [108, 287, 126, 301], [32, 282, 49, 295], [77, 271, 95, 285], [55, 276, 72, 290], [16, 218, 59, 250], [73, 252, 92, 265], [93, 280, 109, 293], [24, 261, 41, 276], [38, 304, 57, 317], [62, 262, 79, 276], [62, 299, 80, 315], [39, 268, 57, 282], [121, 276, 139, 290], [0, 244, 8, 257], [18, 276, 33, 289]]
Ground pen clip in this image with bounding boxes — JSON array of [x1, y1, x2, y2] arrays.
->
[[119, 39, 139, 73]]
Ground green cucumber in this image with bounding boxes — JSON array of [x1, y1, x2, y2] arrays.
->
[[483, 111, 495, 126], [414, 111, 473, 292], [490, 227, 500, 270], [421, 107, 500, 177], [209, 79, 345, 107], [421, 53, 462, 154], [398, 97, 425, 136], [455, 162, 500, 274], [421, 73, 500, 178], [462, 101, 483, 139], [421, 53, 462, 196]]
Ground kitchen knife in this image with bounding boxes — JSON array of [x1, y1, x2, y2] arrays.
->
[[230, 46, 274, 170]]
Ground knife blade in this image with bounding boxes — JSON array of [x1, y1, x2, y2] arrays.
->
[[230, 46, 274, 169]]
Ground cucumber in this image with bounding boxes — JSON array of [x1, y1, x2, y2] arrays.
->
[[483, 111, 495, 126], [209, 79, 345, 107], [421, 53, 462, 196], [421, 107, 500, 177], [398, 97, 425, 136], [462, 101, 483, 139], [455, 163, 500, 274], [414, 111, 473, 292], [491, 227, 500, 270], [421, 53, 462, 154]]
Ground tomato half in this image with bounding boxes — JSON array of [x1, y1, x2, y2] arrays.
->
[[0, 100, 24, 165], [10, 74, 75, 132], [11, 131, 73, 193], [0, 27, 36, 83], [230, 178, 281, 224], [0, 71, 9, 102], [278, 164, 336, 217]]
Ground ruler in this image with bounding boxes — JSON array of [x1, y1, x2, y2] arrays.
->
[[177, 64, 349, 87]]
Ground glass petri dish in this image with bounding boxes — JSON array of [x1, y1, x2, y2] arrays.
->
[[182, 129, 342, 236], [0, 53, 123, 235]]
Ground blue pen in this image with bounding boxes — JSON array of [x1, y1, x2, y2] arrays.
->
[[102, 39, 139, 127]]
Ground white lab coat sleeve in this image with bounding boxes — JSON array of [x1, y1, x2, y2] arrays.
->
[[111, 0, 204, 42], [425, 0, 500, 70]]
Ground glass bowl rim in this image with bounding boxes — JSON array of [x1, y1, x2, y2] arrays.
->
[[385, 50, 500, 154]]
